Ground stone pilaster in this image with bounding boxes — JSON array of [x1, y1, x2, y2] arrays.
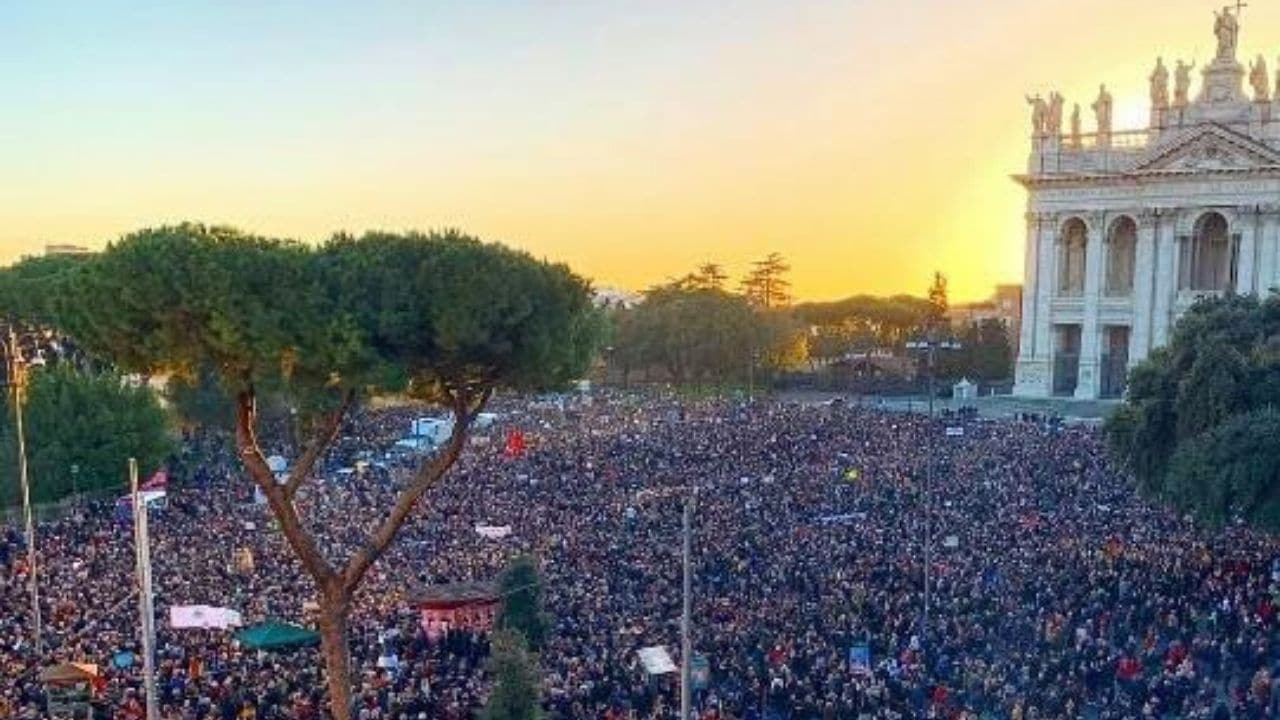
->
[[1075, 212, 1105, 399], [1236, 205, 1259, 294], [1151, 210, 1179, 348], [1257, 205, 1280, 295], [1014, 212, 1051, 396], [1130, 209, 1158, 365], [1034, 214, 1056, 363]]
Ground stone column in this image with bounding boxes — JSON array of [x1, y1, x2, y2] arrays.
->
[[1129, 210, 1158, 365], [1255, 205, 1280, 295], [1236, 205, 1259, 294], [1075, 212, 1104, 399], [1013, 212, 1048, 395], [1034, 216, 1055, 364], [1151, 210, 1180, 348], [1016, 212, 1039, 358]]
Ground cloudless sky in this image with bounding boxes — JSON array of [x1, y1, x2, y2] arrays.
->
[[4, 1, 1278, 301]]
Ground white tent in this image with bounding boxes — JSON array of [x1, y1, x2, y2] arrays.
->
[[953, 378, 977, 400]]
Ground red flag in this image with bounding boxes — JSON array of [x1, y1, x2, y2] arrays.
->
[[504, 431, 526, 458], [141, 469, 168, 491]]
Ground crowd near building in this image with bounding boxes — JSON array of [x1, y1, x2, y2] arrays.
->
[[4, 393, 1280, 719], [1015, 7, 1280, 399]]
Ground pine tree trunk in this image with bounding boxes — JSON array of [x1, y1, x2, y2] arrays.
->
[[318, 594, 356, 720]]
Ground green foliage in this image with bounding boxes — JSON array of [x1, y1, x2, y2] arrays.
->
[[939, 319, 1014, 382], [0, 254, 92, 323], [740, 252, 792, 309], [1107, 293, 1280, 529], [1165, 408, 1280, 531], [482, 630, 543, 720], [614, 285, 759, 385], [927, 271, 949, 323], [0, 224, 600, 418], [0, 366, 173, 506], [496, 556, 550, 651], [793, 294, 937, 358], [166, 365, 236, 430]]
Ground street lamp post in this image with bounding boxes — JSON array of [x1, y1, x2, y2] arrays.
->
[[904, 334, 960, 665], [4, 326, 42, 656], [680, 491, 693, 720], [635, 485, 697, 720]]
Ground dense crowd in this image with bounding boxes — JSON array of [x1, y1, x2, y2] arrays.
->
[[2, 393, 1280, 719]]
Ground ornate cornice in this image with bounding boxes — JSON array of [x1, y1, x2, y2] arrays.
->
[[1015, 164, 1280, 189]]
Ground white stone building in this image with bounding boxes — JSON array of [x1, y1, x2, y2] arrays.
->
[[1014, 9, 1280, 399]]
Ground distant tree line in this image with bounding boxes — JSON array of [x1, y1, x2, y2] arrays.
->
[[605, 260, 1014, 391]]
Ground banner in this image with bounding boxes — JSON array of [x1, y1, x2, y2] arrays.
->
[[475, 524, 513, 540], [849, 643, 871, 675], [637, 646, 676, 676], [691, 654, 710, 690], [169, 605, 243, 630]]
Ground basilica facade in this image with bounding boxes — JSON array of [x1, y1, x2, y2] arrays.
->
[[1013, 8, 1280, 399]]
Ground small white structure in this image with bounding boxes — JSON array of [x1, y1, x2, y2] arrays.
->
[[953, 378, 977, 401]]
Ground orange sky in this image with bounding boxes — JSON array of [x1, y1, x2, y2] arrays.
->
[[4, 1, 1277, 301]]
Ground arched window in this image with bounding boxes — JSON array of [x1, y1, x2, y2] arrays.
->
[[1105, 217, 1136, 297], [1179, 212, 1237, 292], [1058, 218, 1087, 297]]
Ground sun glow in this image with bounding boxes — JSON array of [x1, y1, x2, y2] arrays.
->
[[3, 1, 1280, 302]]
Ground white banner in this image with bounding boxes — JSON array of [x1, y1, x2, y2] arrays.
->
[[475, 524, 513, 540], [169, 605, 243, 630]]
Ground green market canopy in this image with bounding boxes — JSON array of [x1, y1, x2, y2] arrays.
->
[[236, 621, 319, 650]]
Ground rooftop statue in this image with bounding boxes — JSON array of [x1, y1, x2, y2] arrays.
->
[[1026, 94, 1048, 136], [1174, 60, 1196, 107], [1092, 84, 1113, 136], [1150, 57, 1170, 109], [1214, 5, 1240, 62], [1250, 54, 1270, 101]]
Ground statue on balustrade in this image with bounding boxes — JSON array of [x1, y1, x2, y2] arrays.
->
[[1046, 92, 1064, 135], [1174, 60, 1196, 107], [1150, 57, 1170, 110], [1070, 104, 1082, 148], [1092, 84, 1113, 137], [1025, 94, 1048, 136], [1251, 55, 1271, 102], [1214, 6, 1240, 62]]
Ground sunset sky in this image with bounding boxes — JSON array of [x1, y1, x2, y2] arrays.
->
[[5, 1, 1279, 301]]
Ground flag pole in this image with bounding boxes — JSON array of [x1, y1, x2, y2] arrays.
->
[[9, 327, 42, 656], [130, 458, 159, 720]]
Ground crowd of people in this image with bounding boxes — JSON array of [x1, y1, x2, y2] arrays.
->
[[2, 392, 1279, 719]]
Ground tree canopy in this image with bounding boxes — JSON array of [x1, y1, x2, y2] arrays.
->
[[481, 630, 544, 720], [1106, 293, 1280, 530], [496, 555, 550, 651], [1, 366, 173, 506], [0, 223, 600, 719]]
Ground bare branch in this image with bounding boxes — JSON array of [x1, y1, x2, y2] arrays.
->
[[234, 390, 336, 582], [340, 387, 493, 592], [285, 388, 356, 500]]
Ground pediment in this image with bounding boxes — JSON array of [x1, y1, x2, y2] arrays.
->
[[1133, 124, 1280, 173]]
